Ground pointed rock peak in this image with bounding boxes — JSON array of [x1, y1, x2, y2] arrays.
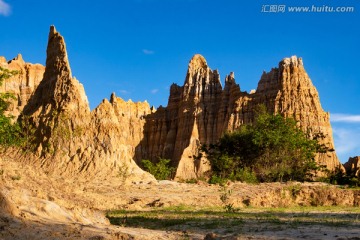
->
[[150, 105, 156, 112], [14, 53, 24, 62], [225, 72, 235, 84], [280, 55, 303, 68], [110, 92, 116, 104], [188, 54, 208, 70], [49, 25, 57, 38], [8, 54, 24, 64], [170, 83, 182, 96], [23, 25, 90, 116], [45, 25, 72, 78], [0, 56, 6, 64]]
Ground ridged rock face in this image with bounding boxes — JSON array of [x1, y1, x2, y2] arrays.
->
[[0, 54, 45, 119], [137, 55, 341, 180], [23, 26, 90, 155], [90, 94, 155, 175], [344, 156, 360, 176], [19, 26, 155, 183], [136, 55, 225, 179]]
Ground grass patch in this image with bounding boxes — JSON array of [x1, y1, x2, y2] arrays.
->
[[107, 205, 360, 233], [108, 215, 190, 229]]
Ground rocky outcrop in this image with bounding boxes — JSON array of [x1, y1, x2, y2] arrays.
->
[[19, 26, 155, 183], [344, 156, 360, 176], [88, 94, 155, 180], [136, 55, 341, 179], [0, 54, 45, 119]]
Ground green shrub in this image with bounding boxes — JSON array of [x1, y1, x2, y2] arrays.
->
[[0, 67, 23, 148], [203, 105, 321, 183], [118, 162, 130, 182], [0, 115, 22, 147], [185, 178, 198, 184], [18, 115, 37, 151], [142, 158, 175, 180], [209, 174, 227, 185], [219, 185, 239, 212], [322, 166, 360, 187], [232, 168, 258, 184]]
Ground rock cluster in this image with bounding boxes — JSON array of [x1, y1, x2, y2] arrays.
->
[[18, 26, 154, 183], [0, 26, 342, 180], [137, 55, 341, 179]]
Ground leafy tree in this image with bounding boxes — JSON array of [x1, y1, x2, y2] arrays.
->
[[0, 67, 17, 115], [0, 67, 22, 147], [142, 158, 175, 180], [203, 105, 320, 183]]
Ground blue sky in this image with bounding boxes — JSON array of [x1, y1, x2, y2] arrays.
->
[[0, 0, 359, 163]]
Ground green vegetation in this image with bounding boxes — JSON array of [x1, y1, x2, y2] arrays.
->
[[0, 67, 22, 147], [142, 158, 175, 180], [107, 206, 360, 232], [202, 106, 322, 183], [322, 166, 360, 187], [219, 185, 239, 212], [284, 184, 302, 199], [117, 162, 130, 182], [15, 115, 37, 152], [184, 178, 198, 184], [47, 111, 71, 155]]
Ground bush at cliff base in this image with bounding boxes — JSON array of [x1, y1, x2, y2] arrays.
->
[[0, 67, 23, 147], [142, 158, 175, 180], [204, 106, 322, 183]]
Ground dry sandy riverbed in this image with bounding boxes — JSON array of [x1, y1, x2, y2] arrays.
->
[[1, 155, 360, 239]]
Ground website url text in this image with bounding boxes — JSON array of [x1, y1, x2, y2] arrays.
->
[[261, 5, 355, 13]]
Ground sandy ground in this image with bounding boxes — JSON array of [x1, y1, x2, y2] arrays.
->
[[1, 153, 360, 240]]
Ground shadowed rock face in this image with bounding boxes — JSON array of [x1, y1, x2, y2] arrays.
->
[[0, 27, 341, 180], [344, 156, 360, 176]]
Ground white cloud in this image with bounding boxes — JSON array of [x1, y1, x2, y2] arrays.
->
[[118, 89, 130, 95], [332, 125, 360, 162], [0, 0, 11, 16], [333, 127, 359, 154], [331, 113, 360, 162], [151, 89, 159, 94], [331, 113, 360, 123], [142, 49, 155, 55]]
